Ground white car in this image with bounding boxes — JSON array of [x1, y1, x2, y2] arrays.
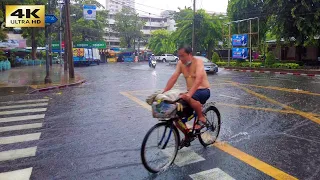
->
[[157, 54, 179, 63]]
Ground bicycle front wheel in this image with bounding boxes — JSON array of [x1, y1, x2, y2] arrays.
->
[[198, 105, 221, 147], [141, 122, 179, 173]]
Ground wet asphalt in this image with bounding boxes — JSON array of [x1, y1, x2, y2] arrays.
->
[[0, 62, 320, 180]]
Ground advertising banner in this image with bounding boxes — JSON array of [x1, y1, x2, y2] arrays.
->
[[232, 48, 248, 59], [232, 34, 248, 47]]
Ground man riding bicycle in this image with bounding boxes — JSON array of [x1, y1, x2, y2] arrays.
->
[[162, 46, 211, 145]]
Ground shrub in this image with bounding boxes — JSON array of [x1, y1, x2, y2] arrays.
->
[[285, 63, 300, 69], [211, 52, 220, 63], [265, 51, 276, 66], [271, 63, 300, 69], [251, 62, 262, 68], [216, 62, 227, 67]]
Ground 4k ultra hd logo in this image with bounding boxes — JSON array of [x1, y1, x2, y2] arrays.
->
[[5, 5, 45, 27]]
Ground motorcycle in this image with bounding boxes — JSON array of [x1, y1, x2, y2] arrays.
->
[[150, 59, 156, 68]]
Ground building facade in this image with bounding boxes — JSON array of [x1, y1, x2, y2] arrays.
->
[[104, 8, 176, 49], [105, 0, 135, 14]]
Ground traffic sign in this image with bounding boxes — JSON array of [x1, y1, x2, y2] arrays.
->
[[45, 14, 58, 24]]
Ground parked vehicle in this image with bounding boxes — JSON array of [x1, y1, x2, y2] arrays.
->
[[195, 56, 218, 73], [155, 54, 178, 63], [168, 56, 218, 74]]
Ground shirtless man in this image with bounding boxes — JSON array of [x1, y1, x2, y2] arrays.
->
[[163, 46, 211, 137]]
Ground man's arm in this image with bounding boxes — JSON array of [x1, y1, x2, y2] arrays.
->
[[163, 61, 182, 93], [187, 58, 204, 96]]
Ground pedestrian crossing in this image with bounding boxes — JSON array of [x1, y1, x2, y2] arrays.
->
[[0, 98, 49, 180]]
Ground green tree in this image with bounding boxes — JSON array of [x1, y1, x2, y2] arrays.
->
[[114, 7, 145, 48], [266, 0, 320, 60], [148, 29, 176, 55], [172, 8, 222, 59]]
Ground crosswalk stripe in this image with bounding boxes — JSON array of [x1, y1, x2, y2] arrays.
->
[[162, 147, 205, 167], [0, 167, 33, 180], [0, 147, 37, 161], [0, 133, 41, 145], [0, 103, 48, 110], [0, 123, 42, 133], [0, 108, 47, 116], [0, 99, 49, 104], [0, 114, 45, 123], [189, 168, 235, 180]]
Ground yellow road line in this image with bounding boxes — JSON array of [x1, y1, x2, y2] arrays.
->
[[213, 142, 298, 180], [120, 91, 298, 180], [230, 82, 320, 125], [216, 103, 294, 114], [227, 81, 320, 96], [231, 82, 296, 111], [120, 92, 151, 111]]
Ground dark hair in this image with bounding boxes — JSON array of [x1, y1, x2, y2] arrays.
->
[[178, 45, 193, 54]]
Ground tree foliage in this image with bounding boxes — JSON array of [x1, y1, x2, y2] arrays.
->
[[147, 29, 176, 55], [228, 0, 320, 60], [114, 7, 145, 48], [172, 8, 223, 59]]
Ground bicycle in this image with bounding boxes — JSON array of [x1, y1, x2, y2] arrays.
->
[[140, 99, 221, 173]]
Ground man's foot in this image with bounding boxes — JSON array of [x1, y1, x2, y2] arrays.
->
[[179, 138, 191, 149], [195, 118, 207, 130]]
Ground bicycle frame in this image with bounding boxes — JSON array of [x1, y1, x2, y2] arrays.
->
[[159, 111, 199, 149]]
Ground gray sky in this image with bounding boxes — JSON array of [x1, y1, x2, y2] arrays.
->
[[97, 0, 228, 15]]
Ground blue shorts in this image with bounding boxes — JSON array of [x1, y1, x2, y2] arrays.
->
[[192, 89, 210, 104]]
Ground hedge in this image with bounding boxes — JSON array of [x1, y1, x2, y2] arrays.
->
[[215, 61, 299, 69]]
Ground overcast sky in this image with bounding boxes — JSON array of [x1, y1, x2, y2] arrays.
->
[[97, 0, 228, 16]]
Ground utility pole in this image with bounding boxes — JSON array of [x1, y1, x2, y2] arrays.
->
[[59, 2, 63, 65], [228, 23, 231, 66], [249, 19, 252, 67], [192, 0, 196, 53], [65, 0, 74, 78], [63, 4, 68, 71], [49, 1, 53, 67], [45, 0, 52, 84]]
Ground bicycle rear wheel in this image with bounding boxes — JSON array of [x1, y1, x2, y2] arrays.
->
[[198, 105, 221, 147], [141, 122, 179, 173]]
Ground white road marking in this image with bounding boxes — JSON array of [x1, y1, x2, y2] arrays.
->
[[189, 168, 235, 180], [219, 94, 240, 100], [0, 103, 48, 110], [0, 123, 42, 132], [0, 108, 47, 115], [170, 147, 205, 167], [0, 147, 37, 161], [0, 167, 33, 180], [0, 99, 49, 104], [0, 114, 45, 123], [0, 133, 41, 145], [300, 74, 308, 76]]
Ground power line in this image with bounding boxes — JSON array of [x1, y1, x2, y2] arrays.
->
[[134, 2, 167, 11], [109, 0, 164, 17]]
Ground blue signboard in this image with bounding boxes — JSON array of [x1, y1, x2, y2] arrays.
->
[[232, 48, 248, 59], [232, 34, 248, 47], [45, 15, 58, 24]]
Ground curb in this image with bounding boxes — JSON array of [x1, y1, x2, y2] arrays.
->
[[225, 68, 320, 77], [28, 79, 86, 94]]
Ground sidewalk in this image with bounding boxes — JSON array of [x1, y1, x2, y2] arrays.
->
[[224, 67, 320, 77], [0, 65, 85, 96]]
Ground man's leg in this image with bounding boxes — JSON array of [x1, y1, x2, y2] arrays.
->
[[174, 119, 189, 136], [186, 98, 206, 129]]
